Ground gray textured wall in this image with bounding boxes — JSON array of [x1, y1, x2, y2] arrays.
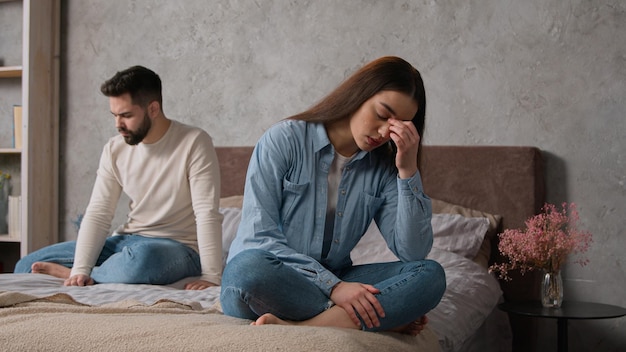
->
[[37, 0, 626, 350]]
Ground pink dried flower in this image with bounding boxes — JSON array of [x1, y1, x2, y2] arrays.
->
[[489, 203, 593, 281]]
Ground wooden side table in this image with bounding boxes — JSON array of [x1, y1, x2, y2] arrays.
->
[[499, 301, 626, 352]]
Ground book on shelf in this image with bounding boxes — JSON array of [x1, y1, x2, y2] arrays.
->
[[13, 105, 22, 149], [8, 195, 21, 240]]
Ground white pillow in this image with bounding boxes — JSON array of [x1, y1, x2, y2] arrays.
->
[[350, 214, 489, 265], [220, 207, 242, 268], [425, 248, 502, 351], [431, 213, 489, 259], [350, 221, 400, 265]]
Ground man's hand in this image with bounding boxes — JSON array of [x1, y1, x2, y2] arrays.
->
[[330, 281, 385, 329], [184, 279, 217, 290], [64, 274, 94, 286]]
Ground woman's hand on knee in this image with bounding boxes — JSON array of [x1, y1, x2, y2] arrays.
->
[[330, 281, 385, 329]]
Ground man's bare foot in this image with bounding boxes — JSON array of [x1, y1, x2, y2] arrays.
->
[[252, 313, 294, 326], [31, 262, 71, 279]]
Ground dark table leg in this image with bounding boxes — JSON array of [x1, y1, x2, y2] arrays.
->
[[557, 318, 568, 352]]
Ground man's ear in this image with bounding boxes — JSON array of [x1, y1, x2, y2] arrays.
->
[[148, 100, 160, 117]]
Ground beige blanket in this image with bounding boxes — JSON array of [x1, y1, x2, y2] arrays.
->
[[0, 291, 441, 352]]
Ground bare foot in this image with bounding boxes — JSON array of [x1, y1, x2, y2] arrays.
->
[[390, 316, 428, 336], [31, 262, 71, 279], [252, 311, 427, 336], [252, 313, 294, 326]]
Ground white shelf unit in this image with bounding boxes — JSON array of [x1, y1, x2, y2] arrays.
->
[[0, 0, 60, 271]]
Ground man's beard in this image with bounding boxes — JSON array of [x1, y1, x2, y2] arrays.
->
[[120, 113, 151, 145]]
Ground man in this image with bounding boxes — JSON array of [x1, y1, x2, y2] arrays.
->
[[15, 66, 222, 290]]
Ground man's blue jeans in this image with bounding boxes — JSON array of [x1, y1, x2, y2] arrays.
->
[[14, 234, 201, 285], [220, 249, 446, 331]]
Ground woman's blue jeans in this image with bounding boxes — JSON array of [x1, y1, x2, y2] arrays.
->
[[220, 249, 446, 331], [14, 234, 202, 285]]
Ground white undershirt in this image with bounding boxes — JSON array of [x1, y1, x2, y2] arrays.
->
[[322, 153, 353, 258]]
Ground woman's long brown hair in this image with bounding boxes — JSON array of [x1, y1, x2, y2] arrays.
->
[[289, 56, 427, 168]]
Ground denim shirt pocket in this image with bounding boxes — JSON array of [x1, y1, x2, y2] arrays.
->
[[281, 178, 310, 228], [353, 192, 385, 231]]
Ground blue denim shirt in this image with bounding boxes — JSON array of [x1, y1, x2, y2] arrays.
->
[[227, 120, 432, 296]]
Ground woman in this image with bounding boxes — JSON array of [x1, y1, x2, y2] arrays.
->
[[221, 56, 446, 335]]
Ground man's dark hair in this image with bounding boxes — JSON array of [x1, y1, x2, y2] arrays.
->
[[100, 65, 163, 108]]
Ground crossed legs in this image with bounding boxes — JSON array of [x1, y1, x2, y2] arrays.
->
[[221, 249, 446, 335]]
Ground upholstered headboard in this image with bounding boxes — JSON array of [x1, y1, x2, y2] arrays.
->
[[420, 146, 544, 231], [215, 147, 254, 198]]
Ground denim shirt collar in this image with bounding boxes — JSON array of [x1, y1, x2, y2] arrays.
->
[[311, 122, 368, 162]]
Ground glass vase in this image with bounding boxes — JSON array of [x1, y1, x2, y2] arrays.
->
[[541, 269, 563, 308]]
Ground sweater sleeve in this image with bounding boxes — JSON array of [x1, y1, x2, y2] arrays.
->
[[188, 133, 223, 285], [70, 143, 122, 278]]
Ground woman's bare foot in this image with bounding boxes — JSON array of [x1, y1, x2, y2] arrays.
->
[[31, 262, 71, 279], [252, 310, 428, 336], [252, 306, 357, 330], [390, 316, 428, 336], [252, 313, 293, 326]]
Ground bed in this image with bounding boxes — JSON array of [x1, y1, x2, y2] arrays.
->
[[0, 145, 544, 352]]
